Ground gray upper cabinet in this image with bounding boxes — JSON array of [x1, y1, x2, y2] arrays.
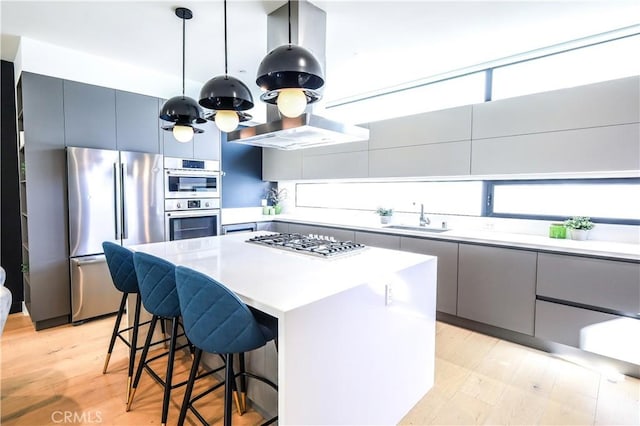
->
[[457, 244, 537, 335], [194, 120, 221, 161], [472, 76, 640, 139], [302, 151, 368, 179], [63, 80, 116, 149], [115, 90, 160, 153], [162, 122, 194, 158], [263, 149, 303, 181], [537, 253, 640, 315], [400, 237, 459, 315], [369, 140, 471, 177], [471, 123, 640, 175], [367, 106, 472, 178], [368, 106, 472, 149]]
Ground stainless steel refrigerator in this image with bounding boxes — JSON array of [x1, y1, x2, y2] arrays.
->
[[67, 147, 164, 323]]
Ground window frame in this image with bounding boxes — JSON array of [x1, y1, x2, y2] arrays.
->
[[486, 178, 640, 225]]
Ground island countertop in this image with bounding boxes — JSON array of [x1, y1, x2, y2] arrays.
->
[[130, 231, 434, 318]]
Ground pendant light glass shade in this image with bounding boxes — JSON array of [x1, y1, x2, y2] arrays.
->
[[159, 7, 204, 143], [255, 1, 324, 118], [199, 0, 254, 132]]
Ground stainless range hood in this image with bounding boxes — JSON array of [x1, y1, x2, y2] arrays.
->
[[227, 113, 368, 150], [227, 0, 369, 150]]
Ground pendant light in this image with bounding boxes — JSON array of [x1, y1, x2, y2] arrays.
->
[[199, 0, 254, 133], [256, 0, 324, 118], [159, 7, 205, 143]]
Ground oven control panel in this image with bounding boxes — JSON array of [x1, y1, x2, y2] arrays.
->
[[165, 198, 220, 212]]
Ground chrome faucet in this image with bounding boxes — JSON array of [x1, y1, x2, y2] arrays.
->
[[419, 204, 430, 227]]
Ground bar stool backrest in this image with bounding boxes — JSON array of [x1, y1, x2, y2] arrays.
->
[[103, 242, 138, 294], [132, 252, 180, 318], [175, 266, 269, 355]]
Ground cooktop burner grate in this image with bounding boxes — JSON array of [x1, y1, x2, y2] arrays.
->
[[246, 233, 366, 258]]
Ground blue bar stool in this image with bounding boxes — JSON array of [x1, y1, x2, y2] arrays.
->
[[175, 265, 278, 426], [103, 241, 164, 402], [128, 252, 224, 426]]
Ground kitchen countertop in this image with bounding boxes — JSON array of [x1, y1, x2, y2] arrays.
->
[[130, 231, 435, 317], [221, 208, 640, 261]]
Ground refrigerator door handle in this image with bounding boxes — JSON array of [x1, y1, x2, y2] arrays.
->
[[120, 162, 128, 240], [76, 256, 106, 266], [113, 162, 121, 240]]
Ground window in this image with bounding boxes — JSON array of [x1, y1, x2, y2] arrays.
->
[[296, 180, 484, 216], [321, 72, 485, 124], [488, 179, 640, 224], [492, 35, 640, 100]]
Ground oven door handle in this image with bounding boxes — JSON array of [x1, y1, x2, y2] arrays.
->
[[166, 209, 220, 219], [165, 169, 220, 178]]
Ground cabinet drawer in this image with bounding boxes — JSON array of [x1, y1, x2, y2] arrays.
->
[[288, 224, 355, 242], [535, 300, 640, 365], [355, 231, 400, 250], [537, 253, 640, 315]]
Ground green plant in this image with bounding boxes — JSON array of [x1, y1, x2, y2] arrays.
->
[[268, 187, 288, 205], [375, 207, 393, 216], [564, 216, 594, 230]]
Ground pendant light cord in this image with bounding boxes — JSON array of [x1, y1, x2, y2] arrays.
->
[[288, 0, 292, 45], [224, 0, 228, 76], [182, 14, 186, 96]]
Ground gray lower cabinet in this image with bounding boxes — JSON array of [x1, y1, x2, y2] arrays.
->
[[457, 244, 537, 335], [115, 90, 161, 153], [354, 231, 400, 250], [537, 253, 640, 315], [400, 237, 459, 315], [63, 80, 116, 149], [535, 300, 639, 365], [271, 221, 290, 233], [288, 223, 355, 242]]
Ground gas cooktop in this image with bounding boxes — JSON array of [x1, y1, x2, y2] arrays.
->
[[246, 233, 366, 258]]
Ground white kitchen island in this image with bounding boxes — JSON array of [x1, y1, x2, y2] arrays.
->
[[130, 232, 437, 425]]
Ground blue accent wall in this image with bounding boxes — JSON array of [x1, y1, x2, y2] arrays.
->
[[221, 132, 274, 208]]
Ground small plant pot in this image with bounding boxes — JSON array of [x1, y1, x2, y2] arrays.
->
[[274, 204, 283, 215], [380, 216, 392, 224], [570, 229, 590, 241]]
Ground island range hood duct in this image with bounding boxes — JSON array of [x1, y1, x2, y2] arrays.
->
[[227, 0, 369, 150]]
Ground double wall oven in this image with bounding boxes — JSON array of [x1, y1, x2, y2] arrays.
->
[[164, 157, 221, 241]]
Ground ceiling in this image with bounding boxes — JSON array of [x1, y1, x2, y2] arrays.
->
[[2, 0, 639, 108]]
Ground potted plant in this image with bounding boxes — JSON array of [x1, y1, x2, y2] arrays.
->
[[375, 207, 394, 224], [564, 216, 594, 241], [268, 187, 288, 215]]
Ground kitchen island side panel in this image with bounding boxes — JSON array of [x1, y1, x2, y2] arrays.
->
[[280, 259, 437, 425]]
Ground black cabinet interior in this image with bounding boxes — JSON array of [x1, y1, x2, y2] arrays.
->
[[1, 60, 24, 313]]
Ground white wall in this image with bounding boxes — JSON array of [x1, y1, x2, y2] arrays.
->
[[14, 37, 202, 99]]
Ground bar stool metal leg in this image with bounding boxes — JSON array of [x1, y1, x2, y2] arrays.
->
[[127, 315, 158, 411], [238, 352, 246, 414], [160, 317, 180, 426], [224, 354, 234, 426], [127, 294, 143, 404], [178, 347, 203, 426], [103, 292, 128, 374]]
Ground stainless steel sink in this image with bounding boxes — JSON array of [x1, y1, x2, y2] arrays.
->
[[383, 225, 449, 233]]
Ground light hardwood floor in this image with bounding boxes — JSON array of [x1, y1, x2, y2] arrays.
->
[[2, 313, 639, 425]]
